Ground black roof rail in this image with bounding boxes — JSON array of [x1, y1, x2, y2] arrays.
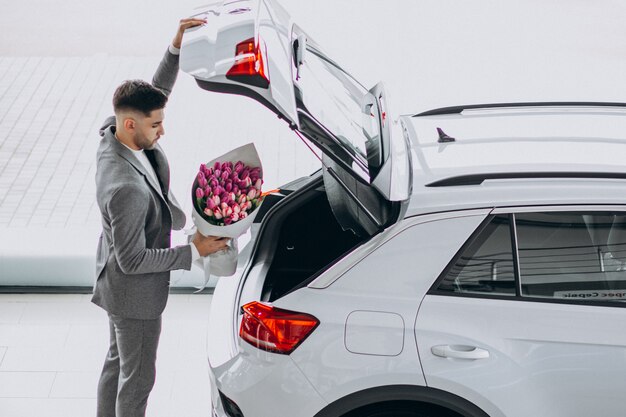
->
[[414, 102, 626, 117], [426, 172, 626, 187]]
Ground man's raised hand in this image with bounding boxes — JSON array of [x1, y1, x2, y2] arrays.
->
[[172, 18, 207, 49]]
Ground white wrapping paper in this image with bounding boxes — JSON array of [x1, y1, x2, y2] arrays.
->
[[190, 143, 263, 289]]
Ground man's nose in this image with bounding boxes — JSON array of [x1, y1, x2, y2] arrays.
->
[[158, 124, 165, 136]]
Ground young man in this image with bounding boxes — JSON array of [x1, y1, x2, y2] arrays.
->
[[93, 18, 228, 417]]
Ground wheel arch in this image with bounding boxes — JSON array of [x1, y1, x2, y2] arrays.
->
[[313, 385, 490, 417]]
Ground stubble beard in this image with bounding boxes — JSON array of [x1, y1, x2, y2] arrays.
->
[[135, 131, 158, 151]]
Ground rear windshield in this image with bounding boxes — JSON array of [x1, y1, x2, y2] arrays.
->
[[297, 46, 381, 176]]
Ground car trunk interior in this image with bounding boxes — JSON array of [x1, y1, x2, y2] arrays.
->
[[255, 180, 366, 302]]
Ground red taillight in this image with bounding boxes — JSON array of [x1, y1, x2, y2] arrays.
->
[[226, 37, 270, 88], [239, 301, 319, 354]]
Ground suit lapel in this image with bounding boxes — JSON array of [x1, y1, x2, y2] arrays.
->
[[146, 144, 187, 230], [101, 127, 187, 229], [145, 147, 170, 197]]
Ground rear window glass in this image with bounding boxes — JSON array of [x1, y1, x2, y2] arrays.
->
[[297, 46, 380, 172]]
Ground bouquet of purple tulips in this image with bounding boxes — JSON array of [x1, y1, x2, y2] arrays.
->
[[194, 161, 263, 226], [190, 143, 265, 279]]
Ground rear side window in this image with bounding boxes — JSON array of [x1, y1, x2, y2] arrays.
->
[[435, 211, 626, 304], [437, 214, 516, 296]]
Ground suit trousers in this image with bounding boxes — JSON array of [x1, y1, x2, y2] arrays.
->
[[97, 313, 162, 417]]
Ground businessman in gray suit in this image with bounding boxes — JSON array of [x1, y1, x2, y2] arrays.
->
[[92, 18, 228, 417]]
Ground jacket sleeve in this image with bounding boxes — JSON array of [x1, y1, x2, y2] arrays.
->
[[107, 183, 192, 275], [152, 48, 180, 97]]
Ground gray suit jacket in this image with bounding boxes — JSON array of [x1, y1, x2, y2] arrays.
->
[[92, 49, 192, 320]]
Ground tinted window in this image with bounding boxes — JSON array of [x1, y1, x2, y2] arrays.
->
[[297, 46, 380, 176], [438, 215, 516, 296], [517, 212, 626, 302]]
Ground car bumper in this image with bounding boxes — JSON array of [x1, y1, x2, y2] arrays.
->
[[209, 343, 328, 417]]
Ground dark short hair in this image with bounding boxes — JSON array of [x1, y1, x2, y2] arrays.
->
[[112, 80, 168, 116]]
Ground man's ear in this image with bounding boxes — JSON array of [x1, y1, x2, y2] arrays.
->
[[123, 117, 136, 131]]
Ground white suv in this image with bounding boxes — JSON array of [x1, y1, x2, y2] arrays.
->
[[180, 1, 626, 416]]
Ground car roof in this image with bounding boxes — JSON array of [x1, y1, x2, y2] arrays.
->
[[402, 103, 626, 216]]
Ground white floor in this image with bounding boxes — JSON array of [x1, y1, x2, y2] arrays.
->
[[0, 293, 214, 417]]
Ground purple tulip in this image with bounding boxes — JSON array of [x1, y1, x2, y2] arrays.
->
[[213, 162, 221, 170], [223, 217, 233, 225], [225, 183, 232, 192], [197, 171, 206, 181], [207, 198, 217, 210], [195, 188, 204, 199], [198, 177, 208, 188], [241, 169, 250, 180], [210, 179, 218, 188], [214, 169, 221, 178], [234, 161, 244, 173], [233, 186, 240, 195], [221, 171, 229, 181]]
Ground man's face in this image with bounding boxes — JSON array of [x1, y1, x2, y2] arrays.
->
[[132, 109, 165, 150]]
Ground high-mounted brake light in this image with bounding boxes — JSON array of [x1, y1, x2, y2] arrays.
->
[[239, 301, 319, 354], [226, 37, 270, 89]]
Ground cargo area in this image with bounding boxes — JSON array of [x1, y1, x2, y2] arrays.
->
[[253, 182, 366, 302]]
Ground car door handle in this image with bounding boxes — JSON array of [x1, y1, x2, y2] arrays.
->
[[431, 345, 490, 360]]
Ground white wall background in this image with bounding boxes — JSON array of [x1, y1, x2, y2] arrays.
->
[[4, 0, 626, 112]]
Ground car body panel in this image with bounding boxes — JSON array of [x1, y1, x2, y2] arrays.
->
[[210, 343, 328, 417], [416, 204, 626, 417], [276, 211, 491, 405], [416, 295, 626, 417]]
